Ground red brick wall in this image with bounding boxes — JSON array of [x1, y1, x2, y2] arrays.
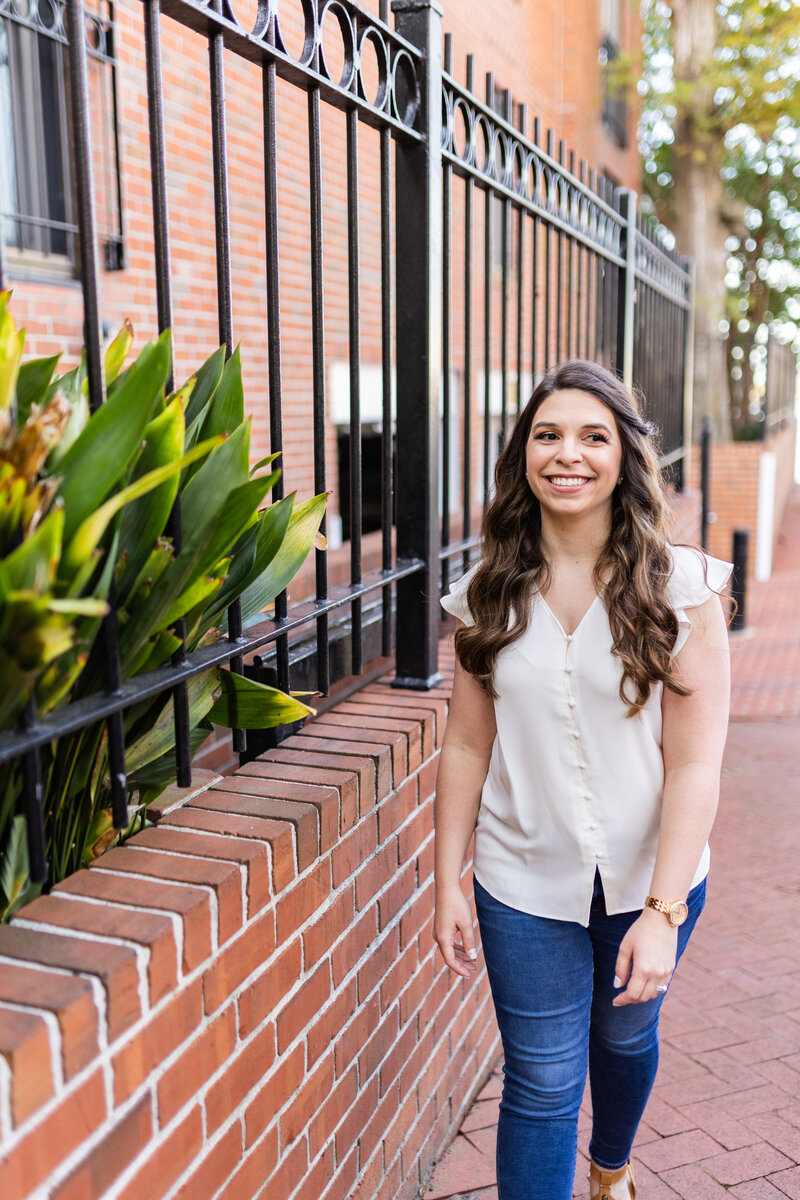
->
[[0, 649, 499, 1200], [6, 0, 641, 533], [689, 424, 797, 577]]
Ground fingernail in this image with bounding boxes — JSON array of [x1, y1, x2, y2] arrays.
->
[[468, 948, 478, 960], [613, 976, 622, 988]]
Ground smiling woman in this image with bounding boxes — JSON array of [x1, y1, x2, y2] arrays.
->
[[433, 359, 732, 1200]]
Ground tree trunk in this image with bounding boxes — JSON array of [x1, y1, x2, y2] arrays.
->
[[668, 0, 732, 440]]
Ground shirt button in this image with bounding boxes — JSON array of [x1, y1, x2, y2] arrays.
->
[[572, 729, 580, 739], [565, 665, 573, 674], [567, 697, 576, 707], [565, 634, 573, 642]]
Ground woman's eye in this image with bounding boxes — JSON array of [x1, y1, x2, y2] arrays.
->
[[534, 432, 557, 441], [587, 433, 609, 443]]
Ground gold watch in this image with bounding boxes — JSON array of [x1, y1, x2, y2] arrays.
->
[[645, 895, 689, 927]]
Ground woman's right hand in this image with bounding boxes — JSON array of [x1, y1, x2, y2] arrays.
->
[[434, 884, 479, 979]]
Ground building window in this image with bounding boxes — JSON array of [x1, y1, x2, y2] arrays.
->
[[0, 0, 123, 279], [599, 0, 627, 150]]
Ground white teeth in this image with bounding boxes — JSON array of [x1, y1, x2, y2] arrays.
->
[[548, 476, 588, 486]]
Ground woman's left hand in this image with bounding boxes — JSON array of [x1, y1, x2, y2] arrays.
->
[[612, 909, 678, 1005]]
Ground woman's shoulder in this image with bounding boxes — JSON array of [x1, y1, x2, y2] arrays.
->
[[665, 545, 733, 656], [666, 545, 733, 610], [440, 563, 480, 627]]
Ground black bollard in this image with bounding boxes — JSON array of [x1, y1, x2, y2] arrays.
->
[[700, 416, 712, 551], [730, 529, 749, 632]]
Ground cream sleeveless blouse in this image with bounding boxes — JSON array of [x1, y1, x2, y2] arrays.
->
[[441, 545, 733, 926]]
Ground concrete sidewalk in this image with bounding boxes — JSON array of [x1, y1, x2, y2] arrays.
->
[[424, 487, 800, 1199]]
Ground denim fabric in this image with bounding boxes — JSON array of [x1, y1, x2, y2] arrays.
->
[[474, 869, 706, 1200]]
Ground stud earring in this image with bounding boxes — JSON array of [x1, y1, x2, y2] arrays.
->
[[618, 475, 623, 485]]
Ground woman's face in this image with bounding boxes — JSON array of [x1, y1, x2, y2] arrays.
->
[[524, 388, 624, 522]]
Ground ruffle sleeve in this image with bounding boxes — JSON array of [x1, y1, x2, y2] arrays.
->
[[440, 564, 479, 627], [667, 545, 733, 656]]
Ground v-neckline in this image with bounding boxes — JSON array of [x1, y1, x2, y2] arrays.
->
[[538, 592, 601, 639]]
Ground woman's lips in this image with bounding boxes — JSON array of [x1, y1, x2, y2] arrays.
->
[[544, 475, 592, 492]]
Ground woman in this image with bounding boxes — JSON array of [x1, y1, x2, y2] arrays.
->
[[434, 360, 731, 1200]]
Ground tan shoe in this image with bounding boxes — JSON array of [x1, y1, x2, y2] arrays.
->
[[589, 1157, 636, 1200]]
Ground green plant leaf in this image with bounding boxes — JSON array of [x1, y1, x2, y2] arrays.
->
[[0, 815, 42, 922], [62, 436, 222, 576], [207, 492, 294, 625], [207, 669, 315, 730], [4, 507, 64, 592], [0, 299, 24, 413], [15, 355, 60, 424], [126, 669, 219, 773], [56, 330, 173, 543], [127, 723, 210, 792], [117, 390, 190, 598], [250, 452, 282, 476], [238, 492, 326, 625], [198, 344, 244, 440], [184, 345, 225, 429], [104, 320, 133, 386]]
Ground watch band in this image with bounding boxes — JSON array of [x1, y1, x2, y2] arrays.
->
[[645, 895, 688, 926]]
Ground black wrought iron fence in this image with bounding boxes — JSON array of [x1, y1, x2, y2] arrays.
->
[[0, 0, 693, 885]]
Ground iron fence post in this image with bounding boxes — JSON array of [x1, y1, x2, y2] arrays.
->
[[392, 0, 444, 689], [616, 188, 637, 388]]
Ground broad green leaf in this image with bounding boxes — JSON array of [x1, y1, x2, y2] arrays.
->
[[238, 492, 326, 625], [119, 456, 269, 664], [104, 320, 133, 386], [0, 301, 23, 412], [127, 722, 210, 791], [207, 669, 315, 730], [48, 598, 109, 617], [250, 452, 282, 475], [117, 390, 190, 598], [126, 669, 219, 773], [0, 815, 41, 921], [209, 492, 294, 624], [0, 469, 27, 552], [161, 564, 226, 630], [45, 377, 88, 470], [198, 344, 244, 440], [4, 507, 64, 592], [184, 344, 225, 429], [124, 628, 182, 678], [62, 436, 222, 576], [0, 645, 32, 725], [126, 539, 174, 610], [181, 418, 251, 535], [15, 355, 60, 424], [36, 651, 88, 714], [57, 330, 172, 542]]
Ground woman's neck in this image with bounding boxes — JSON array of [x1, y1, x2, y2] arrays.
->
[[540, 508, 611, 567]]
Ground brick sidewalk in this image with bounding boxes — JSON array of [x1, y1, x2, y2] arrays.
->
[[423, 487, 800, 1199]]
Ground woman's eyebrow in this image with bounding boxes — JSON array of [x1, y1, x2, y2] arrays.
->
[[531, 420, 614, 434]]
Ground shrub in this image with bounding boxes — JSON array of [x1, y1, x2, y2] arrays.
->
[[0, 294, 325, 917]]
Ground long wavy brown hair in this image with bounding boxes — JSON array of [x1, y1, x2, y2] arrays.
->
[[456, 359, 692, 716]]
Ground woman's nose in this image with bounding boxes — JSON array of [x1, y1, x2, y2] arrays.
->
[[555, 438, 583, 463]]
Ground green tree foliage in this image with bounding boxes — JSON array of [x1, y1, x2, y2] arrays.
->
[[638, 0, 800, 435]]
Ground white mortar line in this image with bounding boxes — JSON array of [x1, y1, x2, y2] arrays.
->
[[0, 1001, 63, 1093], [49, 882, 187, 974], [11, 916, 151, 1018], [89, 868, 220, 956], [156, 821, 279, 896], [126, 844, 249, 924]]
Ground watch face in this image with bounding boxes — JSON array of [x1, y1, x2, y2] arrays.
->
[[669, 901, 689, 926]]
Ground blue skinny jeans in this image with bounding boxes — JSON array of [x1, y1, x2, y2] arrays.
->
[[474, 869, 706, 1200]]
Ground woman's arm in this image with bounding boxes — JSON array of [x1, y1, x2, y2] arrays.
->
[[433, 642, 497, 980], [614, 592, 730, 1005]]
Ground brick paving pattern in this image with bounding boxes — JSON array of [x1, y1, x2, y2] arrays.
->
[[424, 487, 800, 1198]]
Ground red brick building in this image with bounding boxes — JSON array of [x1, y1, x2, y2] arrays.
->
[[2, 0, 641, 549]]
